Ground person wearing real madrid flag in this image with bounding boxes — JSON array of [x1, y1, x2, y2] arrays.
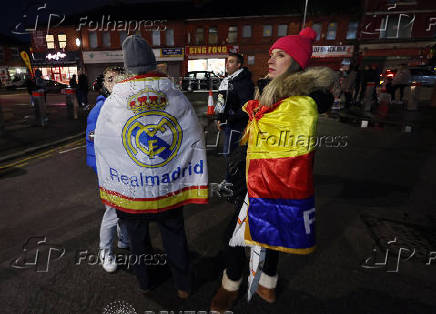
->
[[94, 35, 208, 298], [210, 28, 336, 312]]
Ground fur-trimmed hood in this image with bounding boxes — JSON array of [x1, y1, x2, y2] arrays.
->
[[275, 66, 337, 98]]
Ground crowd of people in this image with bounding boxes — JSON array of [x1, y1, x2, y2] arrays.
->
[[85, 30, 336, 312], [332, 63, 413, 112]]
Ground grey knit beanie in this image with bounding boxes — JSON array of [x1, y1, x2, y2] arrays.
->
[[122, 35, 156, 75]]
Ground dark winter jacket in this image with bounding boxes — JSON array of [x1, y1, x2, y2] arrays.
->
[[218, 67, 254, 130], [86, 95, 106, 173]]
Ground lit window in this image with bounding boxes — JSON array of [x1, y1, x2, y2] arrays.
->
[[326, 22, 337, 40], [166, 29, 174, 46], [152, 30, 161, 46], [208, 27, 218, 44], [346, 22, 359, 40], [242, 25, 252, 38], [89, 32, 98, 49], [311, 23, 322, 41], [227, 26, 238, 43], [263, 25, 273, 37], [46, 34, 55, 49], [278, 24, 288, 37], [58, 34, 66, 49], [103, 32, 111, 48], [195, 27, 204, 44], [119, 31, 128, 45]]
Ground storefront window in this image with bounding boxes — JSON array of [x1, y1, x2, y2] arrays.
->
[[312, 23, 322, 41], [242, 25, 252, 38], [119, 31, 128, 45], [346, 21, 359, 40], [152, 30, 161, 46], [263, 25, 273, 37], [195, 27, 204, 44], [326, 22, 337, 40], [58, 34, 67, 49], [46, 34, 55, 49], [103, 32, 111, 48], [188, 58, 225, 76], [166, 29, 174, 46], [227, 26, 238, 43], [278, 24, 288, 37], [208, 27, 218, 45], [89, 32, 98, 49]]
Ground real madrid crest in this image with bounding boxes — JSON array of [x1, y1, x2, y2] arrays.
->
[[122, 88, 183, 168]]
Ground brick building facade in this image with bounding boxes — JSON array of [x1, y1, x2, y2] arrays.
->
[[0, 34, 28, 86], [359, 0, 436, 69]]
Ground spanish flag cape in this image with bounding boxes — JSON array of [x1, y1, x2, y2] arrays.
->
[[94, 73, 208, 214], [240, 95, 318, 254]]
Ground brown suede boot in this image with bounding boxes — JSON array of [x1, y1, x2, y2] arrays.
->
[[210, 269, 242, 313], [256, 272, 278, 303]]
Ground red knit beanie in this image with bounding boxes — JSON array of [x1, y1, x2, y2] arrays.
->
[[269, 27, 317, 69]]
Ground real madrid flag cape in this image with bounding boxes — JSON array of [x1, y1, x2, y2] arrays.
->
[[94, 73, 208, 213], [231, 96, 317, 254]]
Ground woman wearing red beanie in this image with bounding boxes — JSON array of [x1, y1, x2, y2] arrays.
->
[[210, 27, 336, 312]]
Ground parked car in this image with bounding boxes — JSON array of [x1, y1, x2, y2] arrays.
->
[[380, 66, 436, 87], [44, 80, 68, 93], [4, 76, 27, 89], [181, 71, 222, 91], [409, 67, 436, 86]]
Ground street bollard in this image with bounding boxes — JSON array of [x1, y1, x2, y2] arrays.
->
[[32, 90, 47, 127], [406, 82, 419, 111], [362, 82, 376, 112], [65, 88, 78, 119]]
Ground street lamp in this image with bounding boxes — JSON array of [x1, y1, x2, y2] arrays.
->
[[76, 38, 81, 47]]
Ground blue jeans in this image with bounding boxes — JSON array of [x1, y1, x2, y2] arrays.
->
[[99, 205, 129, 252]]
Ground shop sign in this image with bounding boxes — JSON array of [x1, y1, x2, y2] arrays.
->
[[186, 45, 239, 56], [312, 46, 354, 58], [82, 50, 124, 64], [46, 52, 66, 60], [161, 48, 183, 57]]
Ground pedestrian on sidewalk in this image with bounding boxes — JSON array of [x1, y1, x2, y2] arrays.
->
[[215, 53, 254, 182], [77, 72, 89, 108], [342, 66, 358, 109], [210, 27, 336, 312], [86, 66, 130, 273], [390, 64, 411, 104], [34, 69, 48, 127], [94, 35, 208, 297], [69, 74, 78, 89]]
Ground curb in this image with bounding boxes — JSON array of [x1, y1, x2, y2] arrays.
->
[[0, 131, 85, 164]]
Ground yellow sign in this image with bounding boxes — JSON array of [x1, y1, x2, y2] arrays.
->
[[187, 45, 232, 56], [20, 51, 33, 77]]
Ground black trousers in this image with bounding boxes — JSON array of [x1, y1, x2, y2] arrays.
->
[[223, 209, 279, 282], [123, 207, 192, 291]]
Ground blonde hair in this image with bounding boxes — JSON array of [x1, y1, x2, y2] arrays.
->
[[258, 58, 301, 107]]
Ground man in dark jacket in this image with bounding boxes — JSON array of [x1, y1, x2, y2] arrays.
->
[[216, 53, 254, 181], [77, 73, 89, 107]]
